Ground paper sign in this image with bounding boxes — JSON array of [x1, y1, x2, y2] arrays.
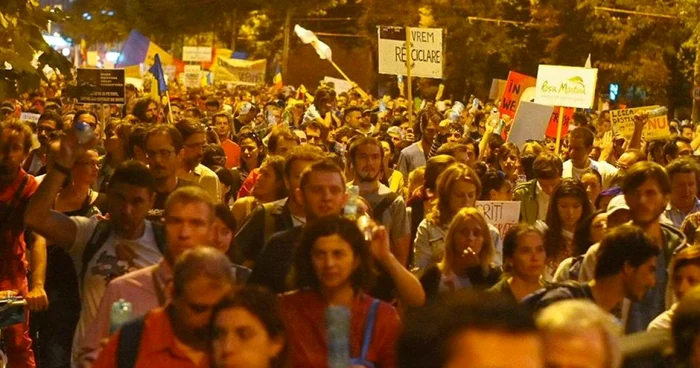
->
[[19, 112, 40, 123], [507, 101, 554, 149], [535, 65, 598, 109], [610, 106, 670, 141], [475, 201, 521, 237], [182, 46, 212, 62], [183, 72, 201, 89], [499, 72, 537, 119], [489, 79, 507, 100], [323, 76, 353, 94], [212, 57, 267, 85], [184, 65, 201, 73], [545, 107, 575, 138], [378, 26, 443, 79], [76, 68, 126, 104]]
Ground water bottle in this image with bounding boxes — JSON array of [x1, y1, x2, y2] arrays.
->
[[647, 106, 668, 119], [74, 121, 95, 145], [110, 299, 132, 334], [344, 185, 360, 220], [326, 306, 351, 368]]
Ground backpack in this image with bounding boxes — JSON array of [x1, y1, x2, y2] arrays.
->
[[521, 280, 591, 312], [372, 192, 399, 223], [349, 299, 381, 368], [79, 220, 167, 286], [116, 315, 146, 368]]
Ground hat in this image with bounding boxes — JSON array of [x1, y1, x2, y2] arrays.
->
[[387, 126, 404, 139], [607, 195, 630, 216], [1, 101, 15, 113]]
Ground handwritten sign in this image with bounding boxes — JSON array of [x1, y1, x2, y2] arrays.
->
[[475, 201, 521, 238], [535, 65, 598, 109], [378, 26, 443, 79], [500, 72, 537, 119], [545, 107, 575, 138], [610, 106, 670, 141]]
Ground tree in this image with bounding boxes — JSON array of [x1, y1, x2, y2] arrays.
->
[[0, 0, 73, 97]]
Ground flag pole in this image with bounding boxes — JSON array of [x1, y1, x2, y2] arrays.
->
[[165, 90, 174, 124], [328, 60, 369, 99], [406, 26, 413, 127], [555, 106, 564, 155]]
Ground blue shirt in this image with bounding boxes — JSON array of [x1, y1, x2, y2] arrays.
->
[[664, 198, 700, 228]]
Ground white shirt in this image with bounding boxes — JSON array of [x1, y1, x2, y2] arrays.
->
[[563, 159, 619, 189]]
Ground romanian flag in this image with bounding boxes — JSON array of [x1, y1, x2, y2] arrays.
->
[[116, 30, 173, 78], [273, 66, 283, 90]]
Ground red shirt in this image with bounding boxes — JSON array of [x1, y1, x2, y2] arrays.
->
[[221, 139, 241, 169], [279, 290, 400, 368], [0, 169, 38, 279], [236, 168, 260, 199], [93, 306, 208, 368]]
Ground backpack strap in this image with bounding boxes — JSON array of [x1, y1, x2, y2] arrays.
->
[[80, 220, 113, 286], [150, 221, 167, 255], [372, 192, 399, 222], [349, 298, 381, 368], [116, 315, 146, 368]]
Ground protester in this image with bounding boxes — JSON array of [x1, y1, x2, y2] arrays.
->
[[648, 246, 700, 331], [553, 209, 607, 282], [671, 285, 700, 368], [397, 105, 441, 179], [237, 132, 266, 185], [564, 127, 618, 189], [24, 111, 62, 175], [664, 157, 700, 228], [513, 153, 563, 224], [212, 112, 241, 169], [232, 155, 286, 226], [175, 119, 222, 202], [479, 169, 513, 201]]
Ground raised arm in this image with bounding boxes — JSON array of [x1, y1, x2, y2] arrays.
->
[[26, 232, 48, 311], [371, 226, 426, 307]]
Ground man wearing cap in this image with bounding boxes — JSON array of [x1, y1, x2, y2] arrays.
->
[[1, 101, 17, 123], [234, 102, 254, 134]]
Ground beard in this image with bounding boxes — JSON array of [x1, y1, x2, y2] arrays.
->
[[356, 169, 381, 183]]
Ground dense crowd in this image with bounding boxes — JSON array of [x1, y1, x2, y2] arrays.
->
[[2, 76, 700, 368]]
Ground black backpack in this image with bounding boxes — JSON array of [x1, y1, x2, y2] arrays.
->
[[371, 192, 399, 222], [521, 280, 591, 312]]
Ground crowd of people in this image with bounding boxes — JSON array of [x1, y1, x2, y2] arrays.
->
[[3, 75, 700, 368]]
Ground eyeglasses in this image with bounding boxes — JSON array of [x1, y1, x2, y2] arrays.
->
[[146, 149, 176, 159]]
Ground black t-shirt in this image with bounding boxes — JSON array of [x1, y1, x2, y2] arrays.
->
[[147, 178, 192, 223]]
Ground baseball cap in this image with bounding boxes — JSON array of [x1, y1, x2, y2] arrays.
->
[[1, 101, 15, 113], [607, 195, 630, 216]]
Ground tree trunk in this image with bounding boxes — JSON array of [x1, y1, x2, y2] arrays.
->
[[282, 7, 294, 77], [229, 8, 239, 53], [693, 43, 700, 123]]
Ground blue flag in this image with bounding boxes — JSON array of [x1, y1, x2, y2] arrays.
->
[[148, 53, 168, 94]]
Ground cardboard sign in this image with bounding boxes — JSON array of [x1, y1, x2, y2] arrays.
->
[[489, 79, 507, 100], [610, 106, 670, 141], [545, 107, 575, 138], [499, 72, 537, 119], [183, 72, 201, 89], [535, 65, 598, 109], [475, 201, 521, 238], [182, 46, 213, 62], [378, 26, 443, 79], [507, 101, 554, 149], [19, 112, 40, 123], [323, 76, 353, 94], [212, 57, 267, 85], [76, 68, 126, 104]]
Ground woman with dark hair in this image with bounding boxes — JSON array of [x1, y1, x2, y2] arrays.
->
[[212, 165, 236, 207], [279, 216, 400, 367], [541, 178, 593, 280], [238, 131, 266, 183], [211, 287, 287, 368], [213, 203, 235, 254], [480, 169, 512, 201], [497, 142, 521, 183], [487, 224, 546, 302], [232, 155, 286, 226], [552, 209, 607, 282], [375, 133, 404, 193], [302, 87, 340, 128]]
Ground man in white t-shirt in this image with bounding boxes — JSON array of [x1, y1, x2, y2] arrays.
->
[[25, 134, 163, 362], [563, 127, 618, 189]]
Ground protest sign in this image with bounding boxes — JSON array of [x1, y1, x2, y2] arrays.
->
[[499, 72, 537, 119], [378, 26, 443, 79], [184, 65, 201, 73], [183, 72, 201, 89], [323, 76, 353, 94], [19, 112, 40, 123], [475, 201, 521, 237], [489, 79, 507, 100], [212, 57, 267, 85], [545, 107, 574, 138], [182, 46, 213, 62], [507, 101, 554, 149], [76, 68, 126, 104], [535, 65, 598, 109], [610, 106, 670, 141]]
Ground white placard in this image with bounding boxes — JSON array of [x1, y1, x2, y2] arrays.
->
[[184, 65, 201, 73], [378, 26, 443, 79], [507, 101, 555, 150], [534, 65, 598, 109], [182, 46, 212, 62], [323, 76, 353, 94], [183, 72, 201, 89], [212, 57, 267, 85], [20, 112, 40, 123], [475, 201, 522, 238]]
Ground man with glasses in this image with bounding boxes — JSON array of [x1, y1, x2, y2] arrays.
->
[[23, 111, 63, 175], [303, 121, 324, 146], [175, 119, 222, 202], [144, 125, 193, 222]]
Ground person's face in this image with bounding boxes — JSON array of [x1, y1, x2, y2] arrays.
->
[[453, 218, 485, 269], [568, 138, 592, 167], [616, 152, 638, 173], [164, 202, 214, 261], [354, 143, 382, 182], [286, 160, 315, 204], [542, 328, 608, 368], [509, 232, 546, 280], [380, 141, 392, 169], [599, 120, 611, 132], [146, 134, 181, 181], [499, 151, 518, 175], [106, 182, 155, 234], [240, 138, 260, 165], [673, 264, 700, 300], [581, 173, 601, 204], [446, 330, 542, 368], [624, 179, 669, 227], [678, 141, 693, 158], [215, 117, 230, 138], [206, 104, 219, 115], [388, 132, 402, 148], [606, 209, 631, 229], [171, 106, 182, 119], [346, 111, 362, 129], [590, 213, 607, 244], [37, 119, 58, 146], [671, 172, 697, 209], [212, 307, 285, 368], [252, 162, 279, 200], [72, 150, 100, 185], [0, 128, 29, 180], [538, 177, 561, 197], [211, 217, 233, 254], [272, 137, 297, 157], [557, 196, 584, 229], [311, 234, 359, 291], [682, 128, 694, 140], [293, 130, 307, 145], [145, 103, 158, 120], [173, 276, 232, 343], [446, 130, 462, 144], [183, 132, 207, 168], [297, 171, 348, 219], [489, 181, 512, 201], [449, 179, 478, 213], [305, 128, 321, 145], [423, 120, 438, 143], [623, 256, 657, 302]]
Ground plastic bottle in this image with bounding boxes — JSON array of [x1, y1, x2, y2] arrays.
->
[[344, 185, 372, 241], [326, 306, 351, 368], [110, 299, 132, 334], [647, 106, 668, 119], [74, 121, 95, 145]]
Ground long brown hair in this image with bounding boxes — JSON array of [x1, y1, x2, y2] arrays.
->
[[440, 207, 494, 276], [428, 163, 482, 227], [544, 178, 593, 259]]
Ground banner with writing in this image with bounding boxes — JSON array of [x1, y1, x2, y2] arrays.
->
[[378, 26, 443, 79], [475, 201, 521, 238], [212, 57, 267, 85], [610, 106, 670, 141], [545, 107, 575, 138], [499, 72, 537, 119], [535, 65, 598, 109]]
